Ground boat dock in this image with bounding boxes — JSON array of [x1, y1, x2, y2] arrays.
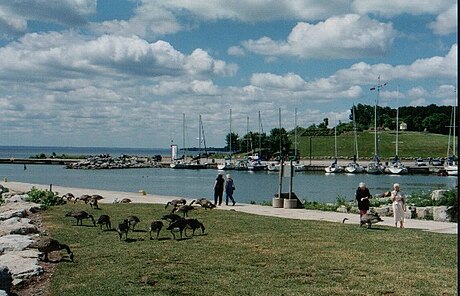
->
[[0, 157, 443, 175]]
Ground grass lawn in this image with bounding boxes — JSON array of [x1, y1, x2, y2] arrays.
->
[[41, 203, 457, 296]]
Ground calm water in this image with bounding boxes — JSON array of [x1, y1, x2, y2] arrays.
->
[[0, 146, 457, 203]]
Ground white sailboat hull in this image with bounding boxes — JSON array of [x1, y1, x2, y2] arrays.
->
[[445, 164, 458, 176], [366, 162, 385, 174], [385, 164, 408, 175], [325, 165, 343, 173], [344, 163, 364, 174]]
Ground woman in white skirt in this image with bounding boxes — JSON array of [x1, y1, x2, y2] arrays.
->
[[391, 183, 406, 228]]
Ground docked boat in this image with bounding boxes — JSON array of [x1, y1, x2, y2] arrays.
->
[[345, 105, 364, 174], [267, 161, 306, 172], [325, 125, 342, 173], [170, 160, 207, 169], [247, 154, 266, 171], [384, 92, 407, 175], [217, 109, 236, 170], [366, 159, 385, 174], [445, 104, 458, 176]]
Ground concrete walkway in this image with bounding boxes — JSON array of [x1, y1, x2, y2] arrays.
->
[[2, 181, 457, 235]]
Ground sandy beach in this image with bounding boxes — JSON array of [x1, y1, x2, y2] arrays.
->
[[1, 181, 457, 235]]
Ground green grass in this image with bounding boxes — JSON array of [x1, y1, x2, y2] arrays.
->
[[40, 203, 457, 296], [295, 131, 455, 159]]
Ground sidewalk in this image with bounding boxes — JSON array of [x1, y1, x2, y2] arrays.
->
[[2, 181, 457, 235]]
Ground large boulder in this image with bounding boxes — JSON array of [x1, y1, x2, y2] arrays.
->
[[0, 208, 27, 221], [0, 249, 43, 283], [416, 207, 433, 220], [0, 235, 35, 253], [0, 217, 38, 236], [432, 206, 449, 222]]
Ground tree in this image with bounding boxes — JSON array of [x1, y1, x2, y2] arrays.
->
[[224, 132, 239, 153], [422, 113, 450, 134], [267, 128, 292, 159]]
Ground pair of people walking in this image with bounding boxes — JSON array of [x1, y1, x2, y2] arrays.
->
[[355, 182, 406, 228], [213, 173, 236, 206]]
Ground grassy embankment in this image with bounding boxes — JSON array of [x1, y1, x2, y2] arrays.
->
[[295, 131, 454, 160], [42, 203, 457, 296]]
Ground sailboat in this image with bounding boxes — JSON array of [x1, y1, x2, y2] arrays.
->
[[385, 88, 408, 174], [170, 114, 208, 169], [217, 109, 235, 170], [444, 103, 458, 176], [325, 124, 343, 173], [247, 112, 267, 171], [366, 77, 386, 174], [345, 105, 364, 174]]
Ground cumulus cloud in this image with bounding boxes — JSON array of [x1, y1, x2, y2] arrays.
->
[[352, 0, 454, 17], [0, 32, 237, 81], [241, 14, 396, 59], [428, 4, 457, 35]]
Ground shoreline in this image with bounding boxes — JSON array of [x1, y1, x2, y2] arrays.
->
[[1, 181, 457, 235]]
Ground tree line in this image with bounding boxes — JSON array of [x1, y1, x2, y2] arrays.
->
[[224, 104, 456, 159]]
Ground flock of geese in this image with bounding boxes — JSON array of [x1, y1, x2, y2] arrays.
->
[[32, 194, 214, 263]]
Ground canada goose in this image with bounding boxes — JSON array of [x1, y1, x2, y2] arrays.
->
[[166, 219, 188, 240], [91, 194, 104, 201], [74, 194, 91, 204], [172, 202, 195, 217], [149, 220, 164, 240], [117, 219, 129, 240], [89, 197, 99, 209], [360, 212, 384, 228], [195, 198, 216, 210], [65, 211, 96, 226], [164, 198, 187, 209], [120, 198, 132, 203], [184, 218, 205, 236], [30, 237, 73, 262], [96, 214, 111, 230], [161, 214, 182, 225], [61, 193, 75, 201], [127, 215, 140, 230]]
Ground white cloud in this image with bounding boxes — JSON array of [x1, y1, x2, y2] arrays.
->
[[242, 15, 396, 59], [352, 0, 454, 17], [428, 4, 457, 35], [0, 32, 237, 81], [227, 46, 245, 56]]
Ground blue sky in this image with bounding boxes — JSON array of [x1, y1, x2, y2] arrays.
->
[[0, 0, 457, 149]]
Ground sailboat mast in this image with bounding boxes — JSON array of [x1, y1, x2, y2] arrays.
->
[[246, 116, 250, 155], [182, 113, 186, 159], [396, 86, 400, 157], [258, 111, 262, 156], [352, 105, 359, 160], [198, 114, 202, 152], [229, 109, 232, 156], [334, 124, 338, 158], [294, 108, 298, 160]]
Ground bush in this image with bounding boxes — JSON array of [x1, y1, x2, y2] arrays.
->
[[442, 189, 458, 222], [26, 187, 66, 208]]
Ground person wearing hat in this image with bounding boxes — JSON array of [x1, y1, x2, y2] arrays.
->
[[355, 182, 372, 218], [224, 174, 236, 206], [391, 183, 406, 228]]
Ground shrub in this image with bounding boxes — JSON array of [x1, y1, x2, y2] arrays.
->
[[26, 187, 66, 209]]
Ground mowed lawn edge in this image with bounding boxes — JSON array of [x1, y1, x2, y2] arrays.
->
[[41, 203, 457, 296]]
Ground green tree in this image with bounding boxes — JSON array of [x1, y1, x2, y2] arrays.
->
[[268, 128, 292, 158], [422, 113, 450, 134], [224, 132, 239, 153]]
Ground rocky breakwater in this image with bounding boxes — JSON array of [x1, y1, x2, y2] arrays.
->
[[0, 188, 44, 295], [66, 153, 161, 169]]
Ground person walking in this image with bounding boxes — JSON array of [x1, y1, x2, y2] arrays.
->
[[391, 183, 406, 228], [213, 173, 225, 206], [355, 182, 371, 218], [225, 174, 236, 206]]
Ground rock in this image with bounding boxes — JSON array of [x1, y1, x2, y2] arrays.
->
[[431, 190, 448, 201], [415, 207, 433, 220], [0, 208, 27, 221], [433, 206, 449, 222], [0, 235, 35, 253], [373, 206, 390, 217], [0, 217, 39, 236], [0, 249, 43, 279], [336, 205, 347, 213], [0, 265, 13, 293]]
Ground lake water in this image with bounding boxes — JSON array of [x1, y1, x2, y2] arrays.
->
[[0, 146, 457, 204]]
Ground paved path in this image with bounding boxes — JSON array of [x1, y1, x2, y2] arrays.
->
[[2, 181, 457, 235]]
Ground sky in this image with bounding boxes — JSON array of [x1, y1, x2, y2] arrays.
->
[[0, 0, 457, 149]]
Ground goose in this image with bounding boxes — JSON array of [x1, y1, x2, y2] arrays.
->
[[149, 220, 164, 240], [164, 198, 187, 209], [96, 214, 111, 230], [184, 218, 205, 236], [127, 215, 140, 230], [74, 194, 91, 204], [65, 211, 95, 226], [30, 237, 73, 262], [171, 200, 195, 217], [195, 198, 215, 210], [61, 193, 75, 201], [117, 219, 129, 240], [161, 214, 182, 225], [89, 197, 99, 209]]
